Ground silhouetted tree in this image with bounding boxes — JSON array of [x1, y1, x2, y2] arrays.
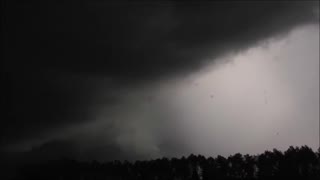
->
[[243, 154, 255, 179], [228, 153, 245, 178], [215, 155, 228, 179]]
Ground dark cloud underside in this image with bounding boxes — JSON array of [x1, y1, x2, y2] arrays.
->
[[4, 1, 317, 79]]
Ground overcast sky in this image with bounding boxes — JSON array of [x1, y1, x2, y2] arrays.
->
[[2, 1, 319, 163]]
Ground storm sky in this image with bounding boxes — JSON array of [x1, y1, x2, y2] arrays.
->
[[2, 1, 319, 162]]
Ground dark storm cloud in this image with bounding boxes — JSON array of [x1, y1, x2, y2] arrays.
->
[[2, 69, 96, 146], [2, 0, 318, 157], [4, 1, 318, 81]]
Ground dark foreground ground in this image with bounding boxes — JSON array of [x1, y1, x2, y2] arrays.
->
[[5, 146, 320, 180]]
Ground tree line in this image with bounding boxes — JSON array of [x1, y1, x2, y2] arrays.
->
[[13, 145, 320, 180]]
